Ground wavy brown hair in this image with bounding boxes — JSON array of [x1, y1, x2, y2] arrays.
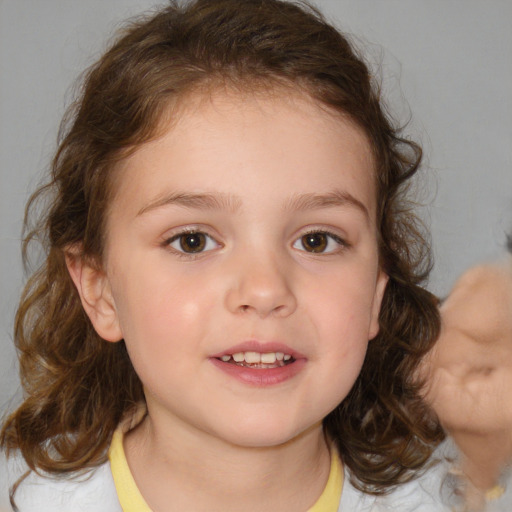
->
[[1, 0, 443, 497]]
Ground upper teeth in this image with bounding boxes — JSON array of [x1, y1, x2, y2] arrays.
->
[[220, 351, 292, 363]]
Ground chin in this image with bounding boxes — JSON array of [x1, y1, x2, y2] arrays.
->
[[214, 415, 322, 449]]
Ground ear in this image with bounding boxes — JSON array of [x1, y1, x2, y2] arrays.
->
[[65, 250, 123, 342], [369, 270, 389, 340]]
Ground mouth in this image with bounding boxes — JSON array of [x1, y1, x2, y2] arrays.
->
[[210, 344, 305, 386], [216, 351, 295, 369]]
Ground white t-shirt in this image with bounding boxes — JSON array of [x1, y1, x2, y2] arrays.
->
[[1, 441, 510, 511]]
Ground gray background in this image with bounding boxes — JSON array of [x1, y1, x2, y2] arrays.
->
[[1, 1, 511, 411]]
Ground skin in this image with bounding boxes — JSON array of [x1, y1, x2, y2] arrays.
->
[[67, 89, 388, 512], [424, 258, 512, 496]]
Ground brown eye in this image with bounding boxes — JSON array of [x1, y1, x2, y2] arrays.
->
[[293, 231, 345, 254], [165, 231, 221, 255], [301, 232, 327, 252], [179, 233, 206, 253], [167, 231, 219, 254]]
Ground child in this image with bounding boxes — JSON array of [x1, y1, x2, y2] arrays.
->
[[0, 0, 449, 510]]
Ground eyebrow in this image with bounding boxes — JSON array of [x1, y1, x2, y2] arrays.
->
[[137, 192, 243, 216], [137, 189, 370, 221], [284, 190, 370, 221]]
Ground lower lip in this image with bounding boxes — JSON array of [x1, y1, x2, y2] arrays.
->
[[209, 358, 306, 386]]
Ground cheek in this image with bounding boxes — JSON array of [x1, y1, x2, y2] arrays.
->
[[306, 330, 368, 425], [308, 270, 379, 339], [110, 267, 211, 362], [304, 269, 378, 396]]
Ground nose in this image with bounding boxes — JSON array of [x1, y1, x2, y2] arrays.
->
[[224, 252, 298, 318]]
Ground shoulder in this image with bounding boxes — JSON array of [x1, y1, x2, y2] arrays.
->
[[0, 450, 122, 512], [342, 441, 512, 512], [340, 451, 451, 512], [375, 462, 451, 511]]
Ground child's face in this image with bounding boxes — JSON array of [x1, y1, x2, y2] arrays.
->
[[94, 90, 387, 447]]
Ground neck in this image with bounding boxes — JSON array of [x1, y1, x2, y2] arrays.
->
[[124, 408, 332, 512]]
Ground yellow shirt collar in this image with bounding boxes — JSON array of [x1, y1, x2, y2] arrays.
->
[[109, 427, 343, 512]]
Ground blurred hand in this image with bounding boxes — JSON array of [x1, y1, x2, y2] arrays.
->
[[423, 258, 512, 490]]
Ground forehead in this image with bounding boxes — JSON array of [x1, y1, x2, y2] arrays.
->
[[110, 88, 377, 221], [181, 85, 376, 170]]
